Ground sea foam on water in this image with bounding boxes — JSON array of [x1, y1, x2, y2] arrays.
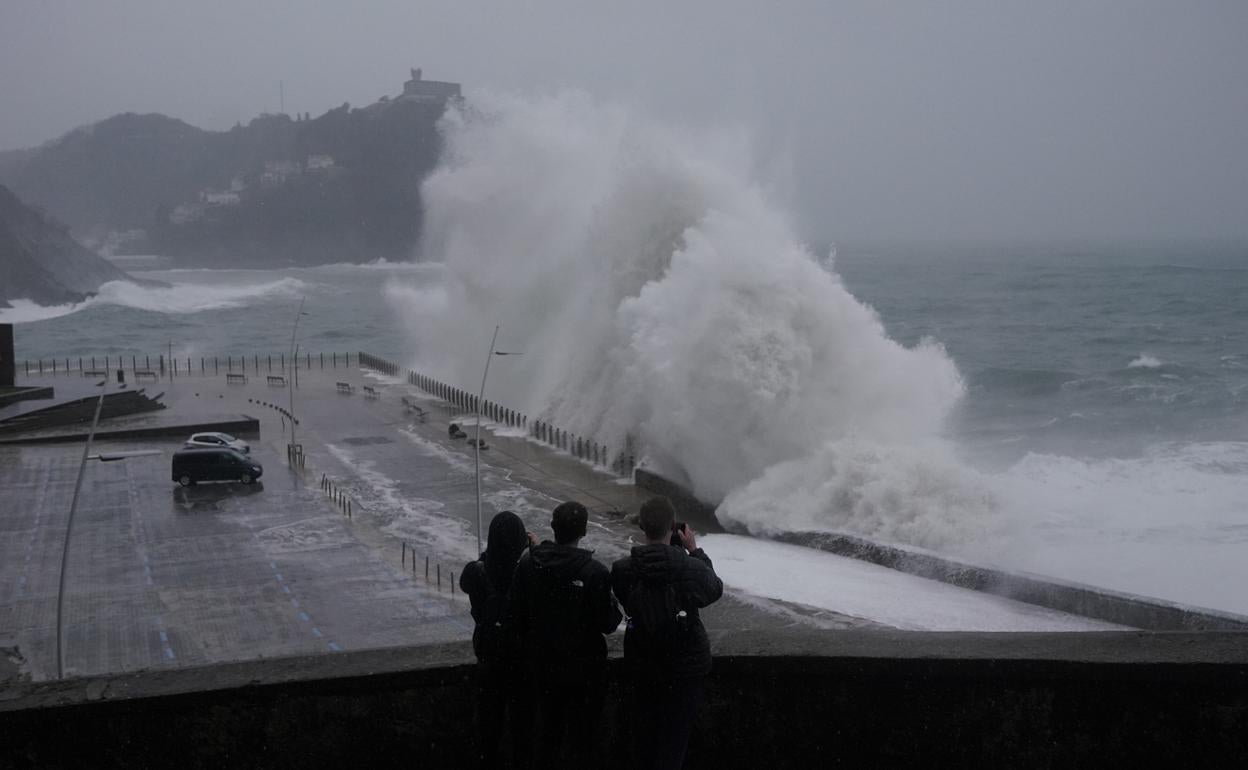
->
[[390, 92, 995, 550]]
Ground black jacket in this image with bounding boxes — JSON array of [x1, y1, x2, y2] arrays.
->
[[610, 544, 723, 679], [460, 558, 521, 662], [509, 542, 622, 668]]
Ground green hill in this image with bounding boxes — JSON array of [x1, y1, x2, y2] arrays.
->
[[0, 88, 450, 266]]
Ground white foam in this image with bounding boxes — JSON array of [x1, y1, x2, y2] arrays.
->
[[718, 438, 1003, 552], [701, 534, 1124, 631], [1128, 353, 1164, 369], [0, 299, 85, 323], [988, 442, 1248, 615], [324, 442, 476, 560], [0, 277, 307, 323]]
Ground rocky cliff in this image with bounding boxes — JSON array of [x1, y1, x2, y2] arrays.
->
[[0, 185, 129, 307]]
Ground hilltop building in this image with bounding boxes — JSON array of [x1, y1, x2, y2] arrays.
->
[[401, 68, 461, 102], [306, 154, 335, 172]]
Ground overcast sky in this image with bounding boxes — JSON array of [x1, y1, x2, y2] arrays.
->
[[1, 0, 1245, 243]]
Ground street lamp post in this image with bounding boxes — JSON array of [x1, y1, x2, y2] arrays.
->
[[288, 298, 307, 450], [56, 380, 107, 679], [472, 327, 523, 556], [475, 325, 500, 557], [55, 384, 160, 679]]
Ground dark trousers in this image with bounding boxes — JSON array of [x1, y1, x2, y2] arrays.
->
[[534, 661, 608, 769], [475, 659, 532, 769], [630, 676, 704, 770]]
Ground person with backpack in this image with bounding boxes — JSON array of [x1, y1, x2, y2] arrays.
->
[[461, 510, 537, 769], [610, 496, 724, 770], [509, 500, 622, 768]]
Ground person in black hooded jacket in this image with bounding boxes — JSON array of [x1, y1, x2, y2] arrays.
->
[[461, 510, 537, 769], [611, 496, 723, 770], [509, 500, 622, 768]]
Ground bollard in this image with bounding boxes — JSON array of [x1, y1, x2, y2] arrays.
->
[[425, 556, 430, 581], [451, 573, 455, 597], [333, 352, 337, 368], [437, 563, 441, 591], [320, 352, 324, 369], [347, 500, 351, 518], [402, 542, 406, 566]]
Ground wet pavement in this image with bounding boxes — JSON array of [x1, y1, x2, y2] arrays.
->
[[2, 363, 1119, 682]]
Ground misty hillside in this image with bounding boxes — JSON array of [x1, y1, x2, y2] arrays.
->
[[0, 89, 449, 266], [0, 184, 130, 307]]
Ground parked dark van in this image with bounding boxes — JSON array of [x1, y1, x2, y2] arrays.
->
[[172, 447, 263, 486]]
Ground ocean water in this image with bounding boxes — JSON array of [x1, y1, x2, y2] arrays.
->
[[5, 93, 1247, 614]]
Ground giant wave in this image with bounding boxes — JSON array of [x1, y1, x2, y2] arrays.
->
[[388, 92, 992, 551], [0, 277, 308, 323]]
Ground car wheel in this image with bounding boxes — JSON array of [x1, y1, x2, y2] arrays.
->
[[179, 475, 194, 487], [241, 473, 253, 484]]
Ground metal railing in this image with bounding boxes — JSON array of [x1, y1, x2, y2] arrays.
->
[[358, 351, 637, 477]]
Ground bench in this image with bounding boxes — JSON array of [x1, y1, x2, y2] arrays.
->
[[336, 382, 355, 394], [226, 373, 247, 385], [82, 369, 107, 378], [362, 385, 379, 398], [266, 375, 286, 386], [134, 370, 158, 381]]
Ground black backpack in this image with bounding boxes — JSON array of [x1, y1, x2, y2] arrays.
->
[[472, 562, 514, 660], [531, 562, 594, 658], [624, 574, 686, 664]]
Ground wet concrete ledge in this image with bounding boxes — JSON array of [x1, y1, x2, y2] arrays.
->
[[0, 386, 53, 409], [2, 630, 1248, 768], [0, 415, 259, 445], [635, 469, 1248, 632]]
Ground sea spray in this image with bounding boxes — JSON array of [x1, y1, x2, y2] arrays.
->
[[390, 92, 991, 549]]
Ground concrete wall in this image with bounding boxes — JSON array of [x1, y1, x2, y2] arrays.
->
[[0, 323, 13, 388], [3, 631, 1248, 768]]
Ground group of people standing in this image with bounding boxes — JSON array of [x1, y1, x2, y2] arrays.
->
[[460, 496, 723, 770]]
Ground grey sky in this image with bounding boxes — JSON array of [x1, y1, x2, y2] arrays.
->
[[1, 0, 1245, 242]]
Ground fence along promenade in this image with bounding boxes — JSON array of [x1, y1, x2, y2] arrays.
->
[[19, 352, 357, 378], [357, 352, 637, 478]]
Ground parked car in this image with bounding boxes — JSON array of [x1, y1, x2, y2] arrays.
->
[[184, 432, 250, 454], [172, 447, 263, 486]]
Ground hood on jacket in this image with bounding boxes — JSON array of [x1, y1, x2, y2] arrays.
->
[[482, 510, 528, 592], [629, 543, 685, 581], [530, 541, 594, 579]]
